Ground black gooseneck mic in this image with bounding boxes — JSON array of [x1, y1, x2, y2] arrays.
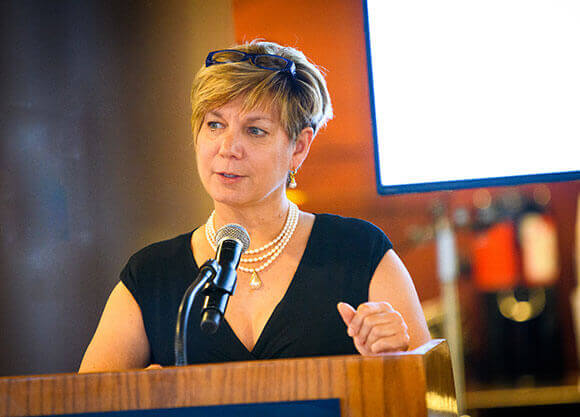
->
[[200, 224, 250, 334], [174, 223, 250, 365]]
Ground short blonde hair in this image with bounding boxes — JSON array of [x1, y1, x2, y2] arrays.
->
[[191, 40, 333, 142]]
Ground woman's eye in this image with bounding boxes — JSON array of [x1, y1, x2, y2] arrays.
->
[[207, 121, 223, 130], [248, 126, 267, 136]]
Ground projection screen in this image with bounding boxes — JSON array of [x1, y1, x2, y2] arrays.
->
[[364, 0, 580, 195]]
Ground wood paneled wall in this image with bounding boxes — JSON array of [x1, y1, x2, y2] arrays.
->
[[0, 0, 231, 377]]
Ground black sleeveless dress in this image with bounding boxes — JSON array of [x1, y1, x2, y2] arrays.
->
[[120, 213, 393, 366]]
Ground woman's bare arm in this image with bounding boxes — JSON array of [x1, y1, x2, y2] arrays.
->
[[337, 249, 431, 354], [79, 281, 151, 373], [368, 249, 431, 350]]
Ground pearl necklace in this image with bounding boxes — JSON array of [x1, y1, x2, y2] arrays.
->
[[205, 202, 300, 290]]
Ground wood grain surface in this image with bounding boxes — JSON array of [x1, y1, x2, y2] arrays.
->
[[0, 339, 456, 417]]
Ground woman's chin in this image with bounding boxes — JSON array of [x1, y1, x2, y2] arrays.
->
[[209, 191, 251, 207], [207, 183, 286, 208]]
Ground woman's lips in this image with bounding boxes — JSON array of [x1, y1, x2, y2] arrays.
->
[[216, 172, 244, 182]]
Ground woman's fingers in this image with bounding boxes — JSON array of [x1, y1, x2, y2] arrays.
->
[[357, 317, 399, 345], [144, 364, 163, 370], [355, 313, 392, 345], [344, 301, 410, 354], [367, 318, 410, 352], [370, 333, 410, 354], [347, 301, 393, 337], [337, 302, 356, 327], [357, 310, 407, 345]]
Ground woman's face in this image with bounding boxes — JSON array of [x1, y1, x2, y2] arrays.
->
[[195, 97, 310, 208]]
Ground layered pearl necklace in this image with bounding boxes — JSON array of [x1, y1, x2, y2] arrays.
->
[[204, 202, 300, 290]]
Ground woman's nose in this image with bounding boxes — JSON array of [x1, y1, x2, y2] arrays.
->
[[218, 130, 243, 158]]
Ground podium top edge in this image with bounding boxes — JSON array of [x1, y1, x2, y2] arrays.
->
[[0, 339, 446, 382]]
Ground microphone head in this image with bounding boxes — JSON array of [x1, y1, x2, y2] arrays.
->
[[215, 224, 251, 253]]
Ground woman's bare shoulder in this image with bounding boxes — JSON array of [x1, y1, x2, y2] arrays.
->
[[78, 281, 150, 373]]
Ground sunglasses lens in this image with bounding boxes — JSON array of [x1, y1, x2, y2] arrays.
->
[[207, 50, 295, 76], [253, 55, 289, 70], [211, 50, 246, 63]]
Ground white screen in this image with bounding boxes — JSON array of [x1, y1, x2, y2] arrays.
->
[[366, 0, 580, 194]]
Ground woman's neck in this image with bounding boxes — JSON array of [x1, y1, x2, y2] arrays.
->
[[211, 198, 293, 249]]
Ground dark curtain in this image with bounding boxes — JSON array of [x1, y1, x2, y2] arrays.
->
[[0, 0, 220, 376]]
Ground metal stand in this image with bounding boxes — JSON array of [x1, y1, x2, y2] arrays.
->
[[174, 259, 221, 366], [435, 213, 466, 415]]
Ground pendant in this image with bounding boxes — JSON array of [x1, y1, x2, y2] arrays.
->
[[249, 270, 262, 290]]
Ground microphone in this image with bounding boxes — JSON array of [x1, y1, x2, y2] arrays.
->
[[200, 224, 250, 334]]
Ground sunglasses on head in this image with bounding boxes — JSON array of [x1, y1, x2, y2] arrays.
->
[[205, 49, 296, 76]]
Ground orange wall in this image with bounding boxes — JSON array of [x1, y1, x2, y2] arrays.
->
[[232, 0, 378, 206]]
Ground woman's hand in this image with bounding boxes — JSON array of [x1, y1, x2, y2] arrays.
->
[[337, 301, 410, 355], [144, 364, 163, 370]]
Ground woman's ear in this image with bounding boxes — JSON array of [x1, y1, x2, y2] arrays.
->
[[291, 127, 315, 170]]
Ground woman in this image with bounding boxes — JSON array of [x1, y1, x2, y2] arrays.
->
[[79, 41, 430, 372]]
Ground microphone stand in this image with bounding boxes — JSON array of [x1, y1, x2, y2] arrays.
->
[[199, 238, 242, 334], [174, 259, 221, 366]]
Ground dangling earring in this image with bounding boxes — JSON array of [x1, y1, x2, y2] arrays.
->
[[288, 170, 297, 189]]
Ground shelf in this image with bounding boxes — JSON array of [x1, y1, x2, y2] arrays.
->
[[466, 378, 580, 409]]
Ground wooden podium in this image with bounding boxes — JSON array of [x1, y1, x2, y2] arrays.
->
[[0, 339, 456, 417]]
